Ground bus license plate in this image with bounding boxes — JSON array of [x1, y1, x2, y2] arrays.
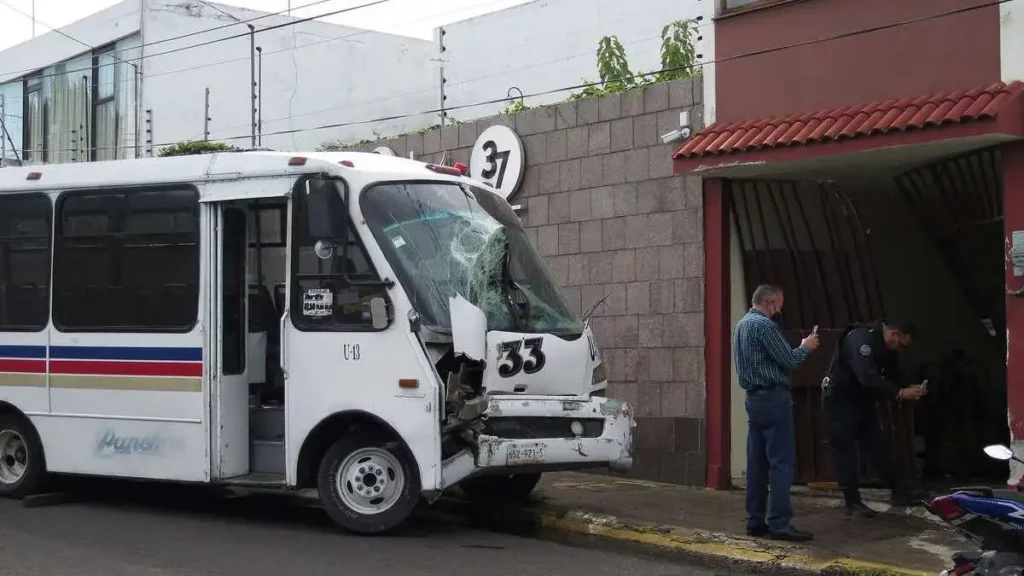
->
[[506, 443, 545, 466]]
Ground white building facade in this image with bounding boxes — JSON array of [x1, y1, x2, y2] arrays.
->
[[0, 0, 706, 165], [0, 0, 438, 165]]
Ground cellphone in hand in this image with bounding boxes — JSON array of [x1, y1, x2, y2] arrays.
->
[[812, 325, 818, 335], [920, 379, 929, 393]]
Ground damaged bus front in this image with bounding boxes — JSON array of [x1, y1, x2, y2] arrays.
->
[[361, 177, 635, 502]]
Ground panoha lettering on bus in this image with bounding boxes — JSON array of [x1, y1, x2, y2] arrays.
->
[[95, 430, 185, 457]]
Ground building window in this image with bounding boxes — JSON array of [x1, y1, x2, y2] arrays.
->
[[22, 73, 47, 163], [0, 194, 52, 331], [91, 45, 118, 162], [53, 186, 200, 332], [289, 176, 390, 332]]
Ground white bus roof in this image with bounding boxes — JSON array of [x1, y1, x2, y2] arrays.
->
[[0, 151, 469, 198]]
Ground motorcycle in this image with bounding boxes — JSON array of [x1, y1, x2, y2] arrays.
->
[[926, 444, 1024, 575]]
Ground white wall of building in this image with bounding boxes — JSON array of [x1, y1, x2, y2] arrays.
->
[[141, 0, 439, 152], [1001, 1, 1024, 84], [0, 0, 141, 85], [440, 0, 704, 121]]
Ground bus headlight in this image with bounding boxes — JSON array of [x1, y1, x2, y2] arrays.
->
[[592, 362, 607, 384]]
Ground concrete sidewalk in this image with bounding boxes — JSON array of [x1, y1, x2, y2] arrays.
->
[[444, 472, 969, 575]]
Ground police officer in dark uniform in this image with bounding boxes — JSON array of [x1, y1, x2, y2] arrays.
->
[[820, 320, 928, 517]]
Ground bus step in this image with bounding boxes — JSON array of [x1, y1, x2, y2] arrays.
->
[[250, 439, 285, 475], [250, 406, 285, 441], [219, 472, 286, 487]]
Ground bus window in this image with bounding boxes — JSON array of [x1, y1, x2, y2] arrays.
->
[[53, 186, 200, 332], [0, 193, 52, 332], [289, 177, 388, 332]]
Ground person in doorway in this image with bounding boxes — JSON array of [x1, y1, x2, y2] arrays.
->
[[820, 320, 929, 518], [734, 284, 820, 542]]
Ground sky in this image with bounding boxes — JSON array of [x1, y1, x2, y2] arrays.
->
[[0, 0, 535, 51]]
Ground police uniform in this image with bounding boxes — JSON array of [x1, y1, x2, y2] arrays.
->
[[821, 322, 910, 510]]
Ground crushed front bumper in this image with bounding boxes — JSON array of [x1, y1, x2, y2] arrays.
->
[[473, 395, 635, 473]]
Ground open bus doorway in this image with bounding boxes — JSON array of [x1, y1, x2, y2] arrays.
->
[[726, 146, 1009, 492]]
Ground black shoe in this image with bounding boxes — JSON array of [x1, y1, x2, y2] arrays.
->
[[843, 501, 877, 518], [746, 524, 770, 537], [769, 525, 814, 542]]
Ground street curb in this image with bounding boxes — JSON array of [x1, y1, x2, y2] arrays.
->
[[434, 497, 933, 576]]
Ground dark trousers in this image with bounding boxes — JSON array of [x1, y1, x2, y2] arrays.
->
[[823, 394, 901, 504], [745, 387, 795, 532]]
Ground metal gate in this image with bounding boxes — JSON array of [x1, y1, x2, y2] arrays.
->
[[894, 147, 1008, 480], [730, 179, 910, 484]]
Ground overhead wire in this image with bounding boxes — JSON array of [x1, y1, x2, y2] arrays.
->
[[0, 0, 389, 82], [0, 0, 709, 103], [10, 0, 1014, 156], [189, 0, 1018, 146]]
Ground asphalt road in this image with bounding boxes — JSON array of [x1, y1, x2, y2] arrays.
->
[[0, 479, 741, 576]]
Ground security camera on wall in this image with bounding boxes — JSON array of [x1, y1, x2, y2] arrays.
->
[[661, 110, 694, 144]]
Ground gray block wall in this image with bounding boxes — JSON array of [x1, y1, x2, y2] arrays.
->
[[345, 77, 707, 487]]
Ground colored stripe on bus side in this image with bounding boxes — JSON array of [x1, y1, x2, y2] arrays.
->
[[0, 359, 46, 374], [0, 346, 204, 391], [50, 346, 203, 362], [0, 345, 46, 359], [49, 360, 203, 378]]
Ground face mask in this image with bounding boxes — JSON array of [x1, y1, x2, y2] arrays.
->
[[768, 302, 782, 324]]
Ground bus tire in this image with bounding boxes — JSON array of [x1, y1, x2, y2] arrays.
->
[[0, 414, 46, 499], [317, 431, 419, 535], [459, 472, 541, 504]]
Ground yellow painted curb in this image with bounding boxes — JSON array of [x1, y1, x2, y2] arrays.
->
[[538, 511, 933, 576]]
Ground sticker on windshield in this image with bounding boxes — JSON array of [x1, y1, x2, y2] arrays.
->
[[302, 288, 333, 317], [392, 236, 406, 248]]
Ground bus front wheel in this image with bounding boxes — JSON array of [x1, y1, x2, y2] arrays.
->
[[0, 414, 46, 498], [317, 431, 419, 534]]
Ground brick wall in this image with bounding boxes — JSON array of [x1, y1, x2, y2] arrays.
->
[[346, 78, 707, 486]]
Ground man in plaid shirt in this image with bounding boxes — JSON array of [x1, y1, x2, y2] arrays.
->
[[734, 284, 819, 541]]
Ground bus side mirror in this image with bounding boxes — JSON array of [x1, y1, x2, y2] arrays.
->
[[369, 297, 388, 330], [305, 179, 345, 240]]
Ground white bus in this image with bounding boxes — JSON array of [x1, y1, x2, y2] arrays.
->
[[0, 151, 635, 533]]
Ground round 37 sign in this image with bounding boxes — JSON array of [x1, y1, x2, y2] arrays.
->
[[469, 125, 525, 201]]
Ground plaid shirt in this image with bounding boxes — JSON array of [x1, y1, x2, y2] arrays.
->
[[733, 308, 810, 392]]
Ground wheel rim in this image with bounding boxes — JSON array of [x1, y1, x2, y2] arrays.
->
[[335, 447, 405, 516], [0, 430, 27, 486]]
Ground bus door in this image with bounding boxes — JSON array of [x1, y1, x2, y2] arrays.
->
[[210, 205, 249, 479]]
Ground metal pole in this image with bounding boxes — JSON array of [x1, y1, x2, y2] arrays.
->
[[437, 26, 446, 128], [249, 24, 256, 148], [1, 94, 5, 164], [32, 0, 35, 37], [257, 46, 262, 147], [204, 87, 211, 141]]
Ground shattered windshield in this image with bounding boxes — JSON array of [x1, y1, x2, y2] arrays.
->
[[361, 181, 582, 337]]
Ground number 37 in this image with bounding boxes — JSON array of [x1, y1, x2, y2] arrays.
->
[[481, 140, 511, 189], [497, 337, 546, 378]]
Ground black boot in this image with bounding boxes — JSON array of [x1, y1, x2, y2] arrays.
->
[[769, 525, 814, 542], [843, 500, 877, 518]]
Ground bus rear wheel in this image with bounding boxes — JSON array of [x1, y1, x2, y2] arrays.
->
[[0, 415, 45, 499], [459, 472, 542, 504], [317, 431, 419, 535]]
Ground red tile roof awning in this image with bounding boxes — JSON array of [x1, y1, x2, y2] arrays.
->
[[674, 81, 1024, 164]]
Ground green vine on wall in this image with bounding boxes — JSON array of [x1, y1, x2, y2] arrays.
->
[[570, 19, 700, 101], [158, 140, 237, 157]]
